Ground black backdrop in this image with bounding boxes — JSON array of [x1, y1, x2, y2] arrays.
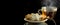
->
[[15, 0, 60, 25]]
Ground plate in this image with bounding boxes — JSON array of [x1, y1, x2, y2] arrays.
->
[[24, 18, 48, 23]]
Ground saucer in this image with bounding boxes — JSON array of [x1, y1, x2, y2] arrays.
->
[[24, 18, 48, 23]]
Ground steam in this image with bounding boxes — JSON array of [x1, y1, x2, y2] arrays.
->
[[42, 0, 57, 7], [41, 0, 57, 12], [41, 0, 57, 18]]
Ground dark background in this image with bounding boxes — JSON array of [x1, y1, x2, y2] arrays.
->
[[15, 0, 60, 25]]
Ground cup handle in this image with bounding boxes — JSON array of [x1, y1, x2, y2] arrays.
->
[[38, 9, 41, 15]]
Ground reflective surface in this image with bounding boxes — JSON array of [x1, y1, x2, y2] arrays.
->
[[24, 22, 48, 25]]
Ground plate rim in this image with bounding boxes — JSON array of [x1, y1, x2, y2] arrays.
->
[[24, 18, 48, 23]]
